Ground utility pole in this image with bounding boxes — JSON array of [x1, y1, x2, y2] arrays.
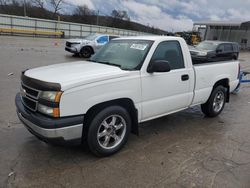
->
[[23, 0, 27, 17], [96, 10, 99, 25]]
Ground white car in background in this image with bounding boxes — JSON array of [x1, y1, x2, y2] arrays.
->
[[65, 33, 119, 58]]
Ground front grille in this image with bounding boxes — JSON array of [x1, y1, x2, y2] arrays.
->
[[21, 96, 37, 111], [20, 82, 41, 111], [66, 42, 80, 47], [21, 83, 39, 99], [66, 42, 71, 47]]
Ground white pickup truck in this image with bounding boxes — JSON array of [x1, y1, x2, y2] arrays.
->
[[16, 36, 239, 156]]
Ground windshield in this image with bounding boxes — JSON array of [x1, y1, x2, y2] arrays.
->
[[90, 39, 153, 70], [196, 41, 218, 51], [84, 34, 99, 41]]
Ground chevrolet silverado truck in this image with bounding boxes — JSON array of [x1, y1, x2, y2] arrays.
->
[[16, 36, 239, 156]]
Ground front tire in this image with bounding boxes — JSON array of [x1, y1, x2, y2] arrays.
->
[[87, 106, 131, 157], [201, 85, 226, 117], [80, 46, 92, 58]]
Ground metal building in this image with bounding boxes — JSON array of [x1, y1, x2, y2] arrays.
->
[[193, 21, 250, 49]]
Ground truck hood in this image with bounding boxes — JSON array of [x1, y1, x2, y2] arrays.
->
[[190, 48, 214, 53], [24, 61, 131, 90], [189, 48, 215, 56]]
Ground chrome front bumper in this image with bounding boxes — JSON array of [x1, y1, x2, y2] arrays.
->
[[15, 93, 84, 144], [17, 112, 83, 141]]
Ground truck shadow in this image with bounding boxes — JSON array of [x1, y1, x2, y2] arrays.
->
[[14, 106, 227, 162]]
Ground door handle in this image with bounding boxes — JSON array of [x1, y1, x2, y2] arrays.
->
[[181, 74, 189, 81]]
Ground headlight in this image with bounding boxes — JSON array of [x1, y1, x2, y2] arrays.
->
[[71, 43, 80, 47], [38, 104, 53, 116], [37, 104, 60, 117], [40, 91, 62, 102], [38, 91, 62, 117]]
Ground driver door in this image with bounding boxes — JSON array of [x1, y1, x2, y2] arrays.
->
[[141, 41, 193, 121]]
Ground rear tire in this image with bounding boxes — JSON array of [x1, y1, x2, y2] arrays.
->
[[87, 106, 131, 157], [201, 85, 226, 117]]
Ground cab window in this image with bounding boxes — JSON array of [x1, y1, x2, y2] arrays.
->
[[151, 41, 185, 70], [217, 45, 224, 52], [97, 36, 108, 44], [233, 44, 239, 52], [224, 44, 233, 52]]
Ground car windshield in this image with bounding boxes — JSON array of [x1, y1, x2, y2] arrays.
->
[[90, 39, 153, 70], [195, 42, 218, 50], [84, 34, 99, 41]]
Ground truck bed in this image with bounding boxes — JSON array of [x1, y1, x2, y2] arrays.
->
[[191, 60, 239, 106], [192, 59, 236, 65]]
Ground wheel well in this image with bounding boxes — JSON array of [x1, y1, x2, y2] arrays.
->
[[83, 98, 139, 139], [81, 46, 94, 54], [213, 78, 230, 102]]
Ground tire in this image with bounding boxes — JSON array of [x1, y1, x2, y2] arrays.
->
[[80, 46, 92, 58], [87, 106, 131, 157], [201, 85, 226, 117]]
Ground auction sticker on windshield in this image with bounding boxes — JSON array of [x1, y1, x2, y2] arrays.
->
[[130, 44, 148, 50]]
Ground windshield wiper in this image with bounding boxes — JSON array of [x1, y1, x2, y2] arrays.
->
[[89, 60, 131, 70], [96, 61, 122, 68], [87, 59, 96, 62]]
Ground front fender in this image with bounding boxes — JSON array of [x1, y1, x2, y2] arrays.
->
[[59, 75, 141, 118]]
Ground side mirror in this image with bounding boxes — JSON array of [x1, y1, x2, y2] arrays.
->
[[147, 60, 171, 73]]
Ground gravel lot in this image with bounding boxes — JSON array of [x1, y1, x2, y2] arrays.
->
[[0, 36, 250, 188]]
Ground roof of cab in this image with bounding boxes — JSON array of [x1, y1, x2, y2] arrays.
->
[[113, 35, 183, 41]]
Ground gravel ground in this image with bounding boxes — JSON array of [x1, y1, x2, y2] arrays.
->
[[0, 36, 250, 188]]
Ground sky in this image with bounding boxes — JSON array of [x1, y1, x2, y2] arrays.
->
[[62, 0, 250, 32]]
